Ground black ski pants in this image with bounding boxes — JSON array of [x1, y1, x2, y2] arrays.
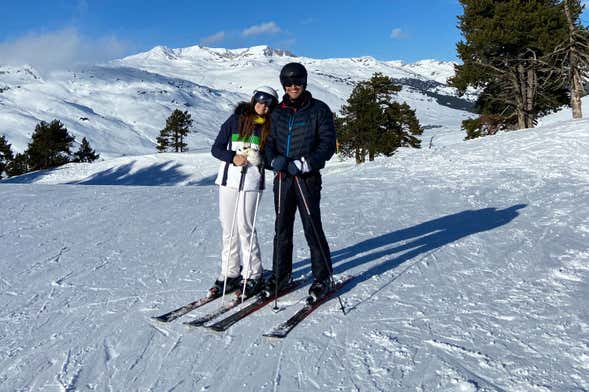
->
[[272, 172, 332, 283]]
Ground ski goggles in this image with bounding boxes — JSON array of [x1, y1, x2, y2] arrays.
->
[[253, 91, 276, 106], [281, 78, 306, 87]]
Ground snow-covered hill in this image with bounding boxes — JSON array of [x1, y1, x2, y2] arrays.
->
[[1, 114, 588, 390], [0, 44, 475, 157]]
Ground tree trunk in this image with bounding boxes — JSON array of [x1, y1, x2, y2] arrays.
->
[[515, 63, 537, 129], [516, 64, 528, 129], [571, 70, 584, 118], [525, 67, 537, 128], [564, 0, 583, 119]]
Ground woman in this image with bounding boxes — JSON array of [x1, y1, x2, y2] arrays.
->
[[210, 86, 279, 298]]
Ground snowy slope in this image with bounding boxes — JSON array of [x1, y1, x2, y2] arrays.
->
[[1, 116, 588, 391], [0, 45, 474, 157], [0, 63, 242, 158]]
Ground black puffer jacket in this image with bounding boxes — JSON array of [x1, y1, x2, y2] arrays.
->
[[265, 91, 336, 172]]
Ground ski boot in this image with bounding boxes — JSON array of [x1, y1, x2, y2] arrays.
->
[[307, 279, 332, 304], [209, 276, 241, 298], [262, 274, 291, 298]]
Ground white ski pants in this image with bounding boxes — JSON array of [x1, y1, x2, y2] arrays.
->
[[218, 186, 263, 281]]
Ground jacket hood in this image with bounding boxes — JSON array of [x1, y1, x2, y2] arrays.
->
[[234, 102, 252, 116]]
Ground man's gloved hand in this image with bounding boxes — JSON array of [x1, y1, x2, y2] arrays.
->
[[271, 155, 288, 171], [287, 160, 303, 176], [287, 158, 311, 176]]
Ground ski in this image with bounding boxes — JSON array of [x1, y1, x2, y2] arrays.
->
[[183, 293, 256, 327], [206, 280, 303, 332], [151, 292, 220, 323], [263, 276, 353, 338]]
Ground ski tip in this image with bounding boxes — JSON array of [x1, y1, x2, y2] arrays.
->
[[151, 316, 170, 323]]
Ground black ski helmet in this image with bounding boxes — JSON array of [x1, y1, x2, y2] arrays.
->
[[279, 62, 307, 88]]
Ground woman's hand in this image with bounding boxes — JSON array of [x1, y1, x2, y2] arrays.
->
[[232, 154, 248, 166]]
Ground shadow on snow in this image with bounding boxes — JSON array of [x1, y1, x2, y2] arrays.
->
[[2, 161, 217, 186], [73, 161, 192, 186], [291, 204, 527, 307]]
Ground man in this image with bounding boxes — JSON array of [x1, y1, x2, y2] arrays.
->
[[264, 62, 336, 301]]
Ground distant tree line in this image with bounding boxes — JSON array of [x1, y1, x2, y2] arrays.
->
[[0, 120, 99, 179], [335, 73, 423, 164], [450, 0, 589, 139], [1, 108, 196, 179]]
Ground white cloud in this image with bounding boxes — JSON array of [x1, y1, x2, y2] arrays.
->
[[242, 22, 281, 36], [200, 31, 226, 46], [390, 28, 407, 39], [0, 28, 129, 73]]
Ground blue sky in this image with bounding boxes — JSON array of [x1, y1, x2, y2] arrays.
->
[[1, 0, 588, 71]]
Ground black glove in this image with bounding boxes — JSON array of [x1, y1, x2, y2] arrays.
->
[[287, 160, 302, 176], [271, 155, 287, 171]]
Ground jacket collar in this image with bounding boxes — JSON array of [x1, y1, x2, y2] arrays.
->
[[281, 90, 312, 111]]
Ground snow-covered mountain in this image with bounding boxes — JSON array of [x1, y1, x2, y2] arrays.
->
[[1, 108, 588, 390], [0, 44, 475, 157]]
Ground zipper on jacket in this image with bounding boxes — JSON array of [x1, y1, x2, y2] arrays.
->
[[286, 113, 296, 157]]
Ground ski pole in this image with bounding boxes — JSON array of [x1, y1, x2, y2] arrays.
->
[[273, 171, 283, 310], [221, 165, 248, 306], [240, 190, 262, 303], [294, 175, 346, 314]]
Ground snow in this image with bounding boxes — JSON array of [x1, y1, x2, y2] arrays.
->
[[1, 111, 588, 390]]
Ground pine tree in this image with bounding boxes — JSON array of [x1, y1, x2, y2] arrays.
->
[[156, 128, 171, 152], [26, 120, 75, 171], [380, 102, 422, 153], [450, 0, 570, 129], [157, 109, 193, 152], [336, 73, 422, 163], [8, 153, 29, 177], [73, 137, 100, 163], [0, 135, 15, 179]]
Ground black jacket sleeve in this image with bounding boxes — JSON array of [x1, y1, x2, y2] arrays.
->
[[211, 114, 237, 163], [306, 102, 336, 171], [264, 114, 278, 169]]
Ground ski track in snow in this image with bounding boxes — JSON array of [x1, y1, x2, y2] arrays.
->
[[1, 117, 589, 390]]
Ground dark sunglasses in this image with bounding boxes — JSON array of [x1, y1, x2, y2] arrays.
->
[[282, 78, 305, 87], [253, 91, 275, 106]]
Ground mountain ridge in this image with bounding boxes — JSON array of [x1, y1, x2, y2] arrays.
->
[[0, 44, 475, 157]]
